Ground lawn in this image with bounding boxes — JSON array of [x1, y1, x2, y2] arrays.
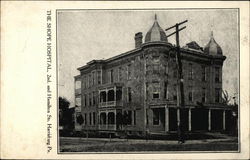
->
[[59, 138, 238, 152]]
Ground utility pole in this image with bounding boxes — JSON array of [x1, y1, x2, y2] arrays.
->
[[165, 20, 188, 143]]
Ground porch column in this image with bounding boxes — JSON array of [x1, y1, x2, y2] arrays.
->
[[106, 89, 108, 103], [106, 111, 108, 130], [98, 112, 100, 129], [114, 86, 116, 101], [177, 108, 180, 128], [223, 110, 226, 130], [188, 108, 192, 131], [114, 110, 116, 125], [98, 112, 100, 124], [165, 106, 169, 132], [98, 90, 100, 103], [208, 109, 211, 131]]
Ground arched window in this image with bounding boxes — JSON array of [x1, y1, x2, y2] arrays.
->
[[116, 88, 122, 101], [108, 90, 115, 101], [100, 113, 106, 125], [100, 91, 106, 102], [108, 112, 115, 124]]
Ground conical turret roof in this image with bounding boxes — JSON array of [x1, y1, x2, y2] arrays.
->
[[204, 31, 223, 55], [145, 14, 168, 43]]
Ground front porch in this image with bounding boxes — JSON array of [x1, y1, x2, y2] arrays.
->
[[147, 106, 235, 134]]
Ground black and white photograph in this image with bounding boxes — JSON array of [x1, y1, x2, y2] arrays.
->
[[2, 1, 250, 159], [57, 9, 240, 153]]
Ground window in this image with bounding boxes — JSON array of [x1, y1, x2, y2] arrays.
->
[[118, 67, 122, 81], [146, 109, 149, 125], [153, 93, 159, 99], [75, 80, 81, 90], [152, 82, 160, 99], [88, 74, 91, 87], [116, 87, 122, 101], [152, 64, 159, 73], [127, 111, 132, 125], [215, 88, 221, 103], [82, 76, 85, 89], [202, 88, 206, 103], [93, 112, 96, 125], [89, 113, 92, 125], [93, 92, 96, 105], [108, 112, 115, 124], [153, 109, 160, 125], [89, 93, 92, 106], [84, 94, 87, 106], [100, 112, 106, 125], [188, 86, 193, 102], [153, 56, 160, 63], [97, 71, 101, 84], [202, 66, 206, 81], [84, 113, 87, 125], [92, 71, 95, 85], [110, 69, 114, 83], [128, 87, 132, 102], [134, 110, 136, 125], [127, 64, 131, 80], [215, 67, 220, 82], [86, 76, 88, 88], [108, 90, 115, 101], [75, 97, 81, 106], [123, 110, 132, 125], [173, 84, 177, 101], [100, 91, 106, 102], [164, 81, 168, 99], [82, 95, 85, 107], [188, 63, 193, 80], [86, 94, 89, 106], [164, 63, 169, 75]]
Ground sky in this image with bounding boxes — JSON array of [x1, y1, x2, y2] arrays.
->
[[58, 9, 239, 107]]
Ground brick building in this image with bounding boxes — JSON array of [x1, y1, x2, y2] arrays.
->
[[73, 15, 233, 135]]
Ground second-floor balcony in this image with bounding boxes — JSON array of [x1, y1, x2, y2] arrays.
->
[[99, 86, 123, 108]]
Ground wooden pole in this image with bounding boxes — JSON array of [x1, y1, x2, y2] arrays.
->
[[166, 20, 187, 143], [176, 24, 186, 143]]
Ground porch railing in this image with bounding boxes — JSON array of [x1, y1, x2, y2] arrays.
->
[[98, 124, 116, 130]]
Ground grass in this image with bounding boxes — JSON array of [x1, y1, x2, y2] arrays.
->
[[59, 138, 238, 152]]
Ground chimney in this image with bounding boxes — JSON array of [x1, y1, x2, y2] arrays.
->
[[134, 32, 143, 48]]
